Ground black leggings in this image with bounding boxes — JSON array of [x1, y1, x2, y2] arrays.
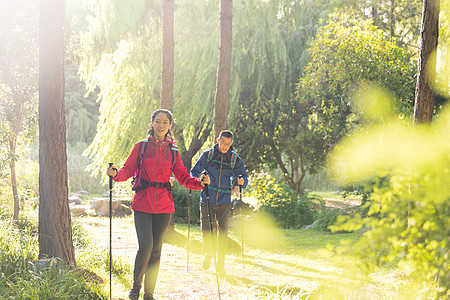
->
[[133, 211, 172, 295]]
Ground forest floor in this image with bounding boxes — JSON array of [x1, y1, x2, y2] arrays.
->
[[76, 196, 433, 300]]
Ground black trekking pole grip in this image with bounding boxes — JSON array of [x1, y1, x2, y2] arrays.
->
[[202, 170, 209, 197], [238, 174, 243, 192], [108, 162, 113, 187], [107, 162, 113, 300]]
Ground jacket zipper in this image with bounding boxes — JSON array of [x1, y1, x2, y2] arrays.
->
[[155, 141, 161, 213], [216, 153, 223, 205]]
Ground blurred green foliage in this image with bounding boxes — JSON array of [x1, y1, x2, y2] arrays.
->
[[249, 172, 324, 229], [172, 181, 202, 225], [330, 100, 450, 296]]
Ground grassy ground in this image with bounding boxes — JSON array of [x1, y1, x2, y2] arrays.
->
[[76, 213, 438, 300]]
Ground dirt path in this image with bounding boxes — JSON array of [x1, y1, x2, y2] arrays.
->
[[82, 217, 259, 299]]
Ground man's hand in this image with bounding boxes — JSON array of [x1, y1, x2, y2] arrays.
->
[[237, 177, 244, 186], [200, 174, 211, 187]]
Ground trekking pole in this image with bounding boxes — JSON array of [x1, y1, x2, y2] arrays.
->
[[108, 162, 113, 300], [239, 175, 244, 269], [202, 171, 221, 300], [186, 190, 191, 273]]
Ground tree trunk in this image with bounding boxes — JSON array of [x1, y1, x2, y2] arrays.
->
[[9, 105, 23, 224], [213, 0, 233, 139], [10, 150, 19, 223], [39, 0, 75, 265], [413, 0, 439, 124], [372, 5, 379, 27], [390, 0, 395, 38], [160, 0, 174, 111]]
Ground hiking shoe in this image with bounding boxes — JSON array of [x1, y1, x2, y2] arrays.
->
[[202, 254, 211, 270], [128, 284, 141, 300], [143, 293, 155, 300]]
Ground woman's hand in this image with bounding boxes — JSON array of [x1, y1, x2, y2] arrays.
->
[[200, 174, 211, 187], [106, 166, 117, 177]]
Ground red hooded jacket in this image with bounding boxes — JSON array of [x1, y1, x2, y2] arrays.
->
[[114, 136, 203, 213]]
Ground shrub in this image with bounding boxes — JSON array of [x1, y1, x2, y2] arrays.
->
[[72, 219, 90, 249], [315, 208, 345, 232], [171, 181, 201, 224], [249, 172, 324, 229]]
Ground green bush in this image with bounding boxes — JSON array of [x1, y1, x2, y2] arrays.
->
[[315, 208, 347, 232], [172, 181, 201, 225], [72, 219, 90, 249], [18, 211, 38, 235], [249, 172, 324, 229], [0, 219, 38, 277]]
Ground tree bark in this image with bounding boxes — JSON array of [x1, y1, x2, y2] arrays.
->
[[39, 0, 75, 265], [10, 139, 20, 223], [160, 0, 174, 111], [213, 0, 233, 139], [413, 0, 439, 124], [390, 0, 395, 38]]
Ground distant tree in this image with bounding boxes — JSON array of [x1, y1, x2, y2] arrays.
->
[[0, 0, 39, 223], [230, 0, 334, 192], [65, 64, 99, 148], [334, 0, 422, 49], [213, 0, 232, 138], [236, 17, 416, 192], [80, 0, 331, 174], [80, 0, 216, 173], [39, 0, 75, 264], [413, 0, 440, 124]]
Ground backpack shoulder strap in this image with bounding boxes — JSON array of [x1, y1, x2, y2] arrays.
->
[[138, 139, 148, 159], [170, 145, 178, 170], [231, 151, 237, 169], [207, 148, 214, 162], [133, 140, 148, 181], [205, 148, 214, 169]]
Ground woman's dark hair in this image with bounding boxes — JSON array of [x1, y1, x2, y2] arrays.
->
[[147, 109, 174, 138]]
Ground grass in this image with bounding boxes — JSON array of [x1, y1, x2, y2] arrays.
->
[[0, 215, 107, 299]]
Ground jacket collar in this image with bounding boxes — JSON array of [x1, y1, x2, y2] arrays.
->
[[213, 143, 233, 154], [148, 135, 177, 145]]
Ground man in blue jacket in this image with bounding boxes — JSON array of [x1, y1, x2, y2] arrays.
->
[[191, 130, 248, 276]]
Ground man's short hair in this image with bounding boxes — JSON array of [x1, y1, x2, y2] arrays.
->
[[218, 130, 233, 139]]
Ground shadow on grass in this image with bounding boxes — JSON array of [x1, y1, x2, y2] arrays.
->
[[164, 229, 203, 254], [226, 274, 315, 299], [228, 273, 356, 299], [164, 229, 242, 256]]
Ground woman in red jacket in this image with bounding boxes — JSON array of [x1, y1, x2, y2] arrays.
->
[[107, 109, 209, 300]]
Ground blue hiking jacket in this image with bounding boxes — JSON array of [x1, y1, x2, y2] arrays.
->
[[190, 144, 248, 205]]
